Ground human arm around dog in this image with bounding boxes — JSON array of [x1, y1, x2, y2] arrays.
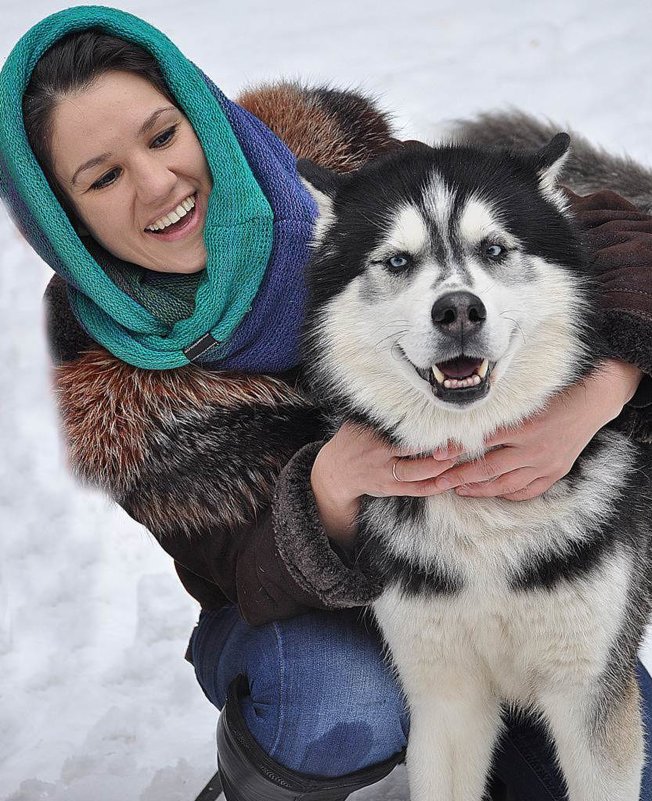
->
[[309, 358, 644, 530], [568, 188, 652, 431], [310, 422, 462, 547]]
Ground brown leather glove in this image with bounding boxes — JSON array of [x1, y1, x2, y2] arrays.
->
[[565, 188, 652, 409]]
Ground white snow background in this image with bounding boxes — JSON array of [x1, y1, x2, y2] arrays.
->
[[1, 0, 652, 799]]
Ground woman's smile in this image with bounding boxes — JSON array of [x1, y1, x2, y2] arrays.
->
[[143, 191, 203, 242]]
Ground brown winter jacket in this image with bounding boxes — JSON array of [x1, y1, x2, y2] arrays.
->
[[44, 84, 652, 626]]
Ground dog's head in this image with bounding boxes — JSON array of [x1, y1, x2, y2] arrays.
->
[[299, 137, 598, 447]]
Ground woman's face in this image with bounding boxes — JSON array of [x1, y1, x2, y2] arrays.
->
[[49, 70, 213, 274]]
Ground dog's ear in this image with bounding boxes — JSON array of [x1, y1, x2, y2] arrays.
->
[[298, 159, 346, 245], [534, 133, 570, 195], [298, 159, 344, 214], [297, 159, 343, 197]]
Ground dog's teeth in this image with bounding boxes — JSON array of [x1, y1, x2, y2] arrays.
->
[[434, 361, 488, 390], [442, 374, 483, 390], [432, 365, 446, 383]]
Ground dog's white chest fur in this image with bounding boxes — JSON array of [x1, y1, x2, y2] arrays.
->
[[370, 430, 633, 705], [366, 430, 641, 800], [373, 550, 630, 705]]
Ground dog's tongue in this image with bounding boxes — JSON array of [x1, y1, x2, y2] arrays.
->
[[437, 356, 484, 379]]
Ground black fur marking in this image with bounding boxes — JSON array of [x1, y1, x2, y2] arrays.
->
[[512, 436, 649, 593], [426, 222, 454, 279], [509, 530, 611, 592], [298, 158, 344, 198], [377, 550, 463, 597], [445, 191, 473, 283], [392, 495, 427, 527], [535, 133, 570, 172]]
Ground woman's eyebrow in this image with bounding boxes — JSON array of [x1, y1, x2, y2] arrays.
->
[[70, 106, 179, 187], [70, 153, 111, 187], [138, 105, 178, 137]]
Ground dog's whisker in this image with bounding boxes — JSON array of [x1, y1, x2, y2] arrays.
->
[[372, 319, 410, 332], [500, 315, 527, 345], [374, 329, 409, 351]]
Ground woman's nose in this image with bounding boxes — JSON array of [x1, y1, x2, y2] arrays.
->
[[133, 155, 177, 205]]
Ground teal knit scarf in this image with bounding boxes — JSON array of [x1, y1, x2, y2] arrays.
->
[[0, 5, 317, 370]]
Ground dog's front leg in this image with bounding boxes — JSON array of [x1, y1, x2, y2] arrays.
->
[[541, 671, 644, 801], [404, 679, 503, 801]]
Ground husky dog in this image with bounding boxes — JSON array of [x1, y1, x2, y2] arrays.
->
[[298, 131, 652, 801]]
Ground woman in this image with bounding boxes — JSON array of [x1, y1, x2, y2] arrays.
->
[[1, 6, 651, 800]]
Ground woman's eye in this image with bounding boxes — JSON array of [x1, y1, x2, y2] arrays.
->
[[90, 168, 120, 191], [484, 243, 504, 259], [152, 125, 178, 148], [387, 254, 410, 271]]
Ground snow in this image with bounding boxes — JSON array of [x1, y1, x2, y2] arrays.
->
[[1, 0, 651, 798]]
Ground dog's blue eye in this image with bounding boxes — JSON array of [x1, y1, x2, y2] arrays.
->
[[484, 244, 503, 258], [387, 255, 409, 270]]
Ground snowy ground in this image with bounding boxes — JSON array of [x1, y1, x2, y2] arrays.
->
[[1, 0, 652, 799]]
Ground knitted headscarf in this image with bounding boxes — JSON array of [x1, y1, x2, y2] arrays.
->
[[0, 5, 317, 371]]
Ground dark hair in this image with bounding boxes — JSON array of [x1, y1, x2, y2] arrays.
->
[[22, 29, 175, 217]]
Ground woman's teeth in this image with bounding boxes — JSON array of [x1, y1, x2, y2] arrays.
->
[[145, 195, 195, 232]]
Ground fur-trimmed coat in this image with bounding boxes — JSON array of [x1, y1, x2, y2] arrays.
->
[[44, 85, 652, 626]]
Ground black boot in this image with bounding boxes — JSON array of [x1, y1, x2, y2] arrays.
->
[[217, 674, 404, 801]]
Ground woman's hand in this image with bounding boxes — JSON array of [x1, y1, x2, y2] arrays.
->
[[433, 359, 643, 502], [310, 422, 461, 549]]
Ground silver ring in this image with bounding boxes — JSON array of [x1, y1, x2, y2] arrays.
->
[[392, 457, 404, 482]]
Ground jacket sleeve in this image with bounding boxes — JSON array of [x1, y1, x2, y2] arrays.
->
[[46, 277, 381, 626], [566, 189, 652, 442], [166, 442, 383, 626]]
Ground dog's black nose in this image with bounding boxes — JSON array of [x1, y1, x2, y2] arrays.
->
[[431, 292, 486, 333]]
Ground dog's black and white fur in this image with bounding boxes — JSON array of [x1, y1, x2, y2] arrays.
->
[[298, 130, 652, 800]]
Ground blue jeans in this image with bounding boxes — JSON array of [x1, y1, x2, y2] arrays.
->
[[190, 604, 652, 800]]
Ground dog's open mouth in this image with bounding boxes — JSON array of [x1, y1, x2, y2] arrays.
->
[[413, 355, 494, 405]]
